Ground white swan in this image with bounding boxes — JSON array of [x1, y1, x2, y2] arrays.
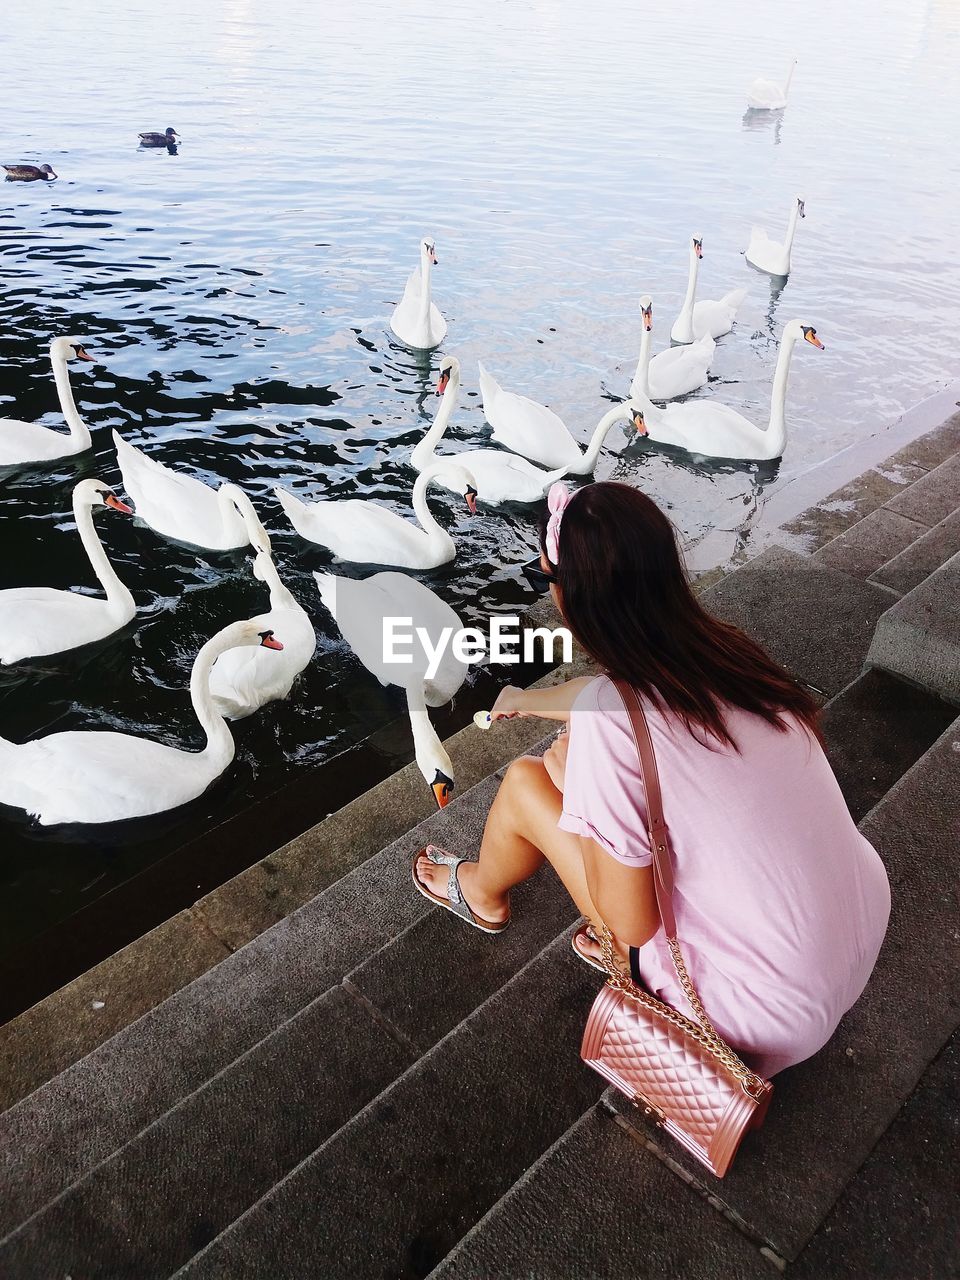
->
[[477, 360, 636, 473], [630, 296, 715, 402], [411, 357, 570, 505], [390, 237, 447, 350], [315, 571, 466, 808], [0, 479, 135, 665], [0, 620, 285, 826], [670, 237, 748, 344], [113, 430, 270, 552], [746, 197, 805, 278], [630, 318, 824, 461], [209, 550, 316, 720], [0, 337, 95, 467], [275, 461, 477, 569], [747, 60, 796, 111]]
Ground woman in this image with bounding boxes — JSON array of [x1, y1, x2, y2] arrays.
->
[[413, 481, 890, 1076]]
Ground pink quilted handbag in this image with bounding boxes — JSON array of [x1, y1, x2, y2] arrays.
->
[[580, 680, 773, 1178]]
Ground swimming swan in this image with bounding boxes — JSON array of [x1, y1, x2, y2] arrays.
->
[[630, 296, 715, 402], [412, 357, 569, 505], [746, 197, 805, 278], [631, 317, 824, 461], [275, 461, 478, 569], [390, 236, 447, 350], [315, 571, 466, 808], [209, 549, 316, 719], [478, 361, 637, 473], [670, 237, 747, 344], [0, 479, 135, 665], [0, 620, 285, 826], [113, 430, 270, 551], [0, 337, 95, 466], [747, 60, 797, 111]]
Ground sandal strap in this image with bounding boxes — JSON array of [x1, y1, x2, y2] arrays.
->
[[425, 846, 477, 925]]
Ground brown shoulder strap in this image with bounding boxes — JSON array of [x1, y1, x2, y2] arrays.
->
[[611, 678, 678, 940]]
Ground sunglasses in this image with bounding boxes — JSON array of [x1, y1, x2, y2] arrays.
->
[[522, 559, 559, 594]]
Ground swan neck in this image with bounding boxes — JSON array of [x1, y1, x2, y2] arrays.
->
[[784, 60, 796, 94], [413, 367, 459, 469], [673, 248, 699, 342], [631, 321, 652, 400], [418, 247, 433, 326], [190, 632, 239, 763], [260, 556, 297, 611], [768, 328, 799, 451], [74, 498, 133, 614], [52, 350, 91, 445], [579, 407, 629, 472], [406, 685, 451, 780], [784, 203, 800, 251], [411, 471, 450, 554], [217, 486, 247, 541]]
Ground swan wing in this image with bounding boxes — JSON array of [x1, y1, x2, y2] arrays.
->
[[0, 730, 220, 825], [0, 590, 118, 664], [316, 572, 462, 691], [113, 432, 234, 548], [0, 419, 80, 465], [288, 497, 437, 567], [484, 385, 579, 469], [455, 448, 554, 504], [646, 335, 715, 400], [653, 400, 767, 459]]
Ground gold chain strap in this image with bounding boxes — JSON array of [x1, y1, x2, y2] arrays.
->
[[598, 925, 766, 1099]]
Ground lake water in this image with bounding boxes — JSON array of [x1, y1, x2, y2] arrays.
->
[[2, 0, 960, 955]]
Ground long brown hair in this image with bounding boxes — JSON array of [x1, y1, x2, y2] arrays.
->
[[542, 481, 820, 749]]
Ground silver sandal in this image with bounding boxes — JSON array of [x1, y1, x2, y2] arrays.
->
[[411, 845, 511, 934]]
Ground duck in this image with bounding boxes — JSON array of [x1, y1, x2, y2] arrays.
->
[[411, 357, 570, 505], [113, 430, 271, 551], [209, 549, 316, 719], [315, 571, 465, 808], [745, 197, 805, 278], [670, 237, 748, 344], [630, 317, 824, 461], [478, 361, 637, 473], [0, 479, 135, 665], [139, 128, 179, 147], [4, 163, 57, 181], [0, 337, 95, 466], [747, 61, 797, 111], [630, 296, 715, 402], [390, 237, 447, 350], [275, 461, 477, 570], [0, 619, 285, 826]]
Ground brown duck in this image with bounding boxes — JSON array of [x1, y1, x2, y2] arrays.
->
[[139, 127, 179, 147], [4, 163, 57, 181]]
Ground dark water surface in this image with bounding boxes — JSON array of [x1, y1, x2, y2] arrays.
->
[[2, 0, 960, 956]]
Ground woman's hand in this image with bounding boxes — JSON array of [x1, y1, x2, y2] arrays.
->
[[542, 728, 568, 792], [490, 685, 529, 721]]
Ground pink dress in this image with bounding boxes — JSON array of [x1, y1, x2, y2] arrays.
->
[[558, 676, 890, 1077]]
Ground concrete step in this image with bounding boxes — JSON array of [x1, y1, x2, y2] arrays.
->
[[433, 1105, 775, 1280], [604, 712, 960, 1263], [869, 507, 960, 596], [866, 549, 960, 704], [0, 764, 533, 1238], [174, 933, 604, 1280], [699, 546, 894, 697], [790, 1029, 960, 1280], [819, 669, 957, 821]]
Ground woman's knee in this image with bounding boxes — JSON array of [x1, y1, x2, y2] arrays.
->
[[502, 754, 549, 793]]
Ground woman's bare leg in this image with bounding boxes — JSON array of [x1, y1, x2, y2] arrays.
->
[[414, 755, 601, 927]]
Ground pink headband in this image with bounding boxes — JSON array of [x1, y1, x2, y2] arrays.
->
[[545, 482, 572, 565]]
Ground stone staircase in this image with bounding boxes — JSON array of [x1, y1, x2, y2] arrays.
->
[[2, 415, 959, 1278]]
